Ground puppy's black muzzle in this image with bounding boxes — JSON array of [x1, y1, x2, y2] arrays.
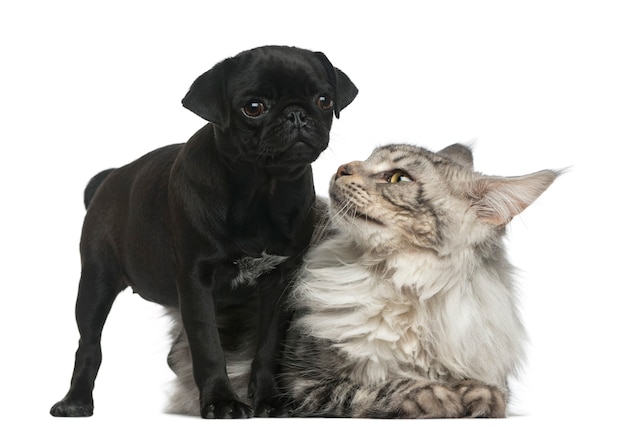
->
[[287, 110, 307, 129]]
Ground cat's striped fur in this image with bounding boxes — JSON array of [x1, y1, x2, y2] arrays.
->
[[280, 143, 557, 418]]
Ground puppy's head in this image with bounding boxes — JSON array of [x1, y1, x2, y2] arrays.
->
[[182, 46, 358, 170]]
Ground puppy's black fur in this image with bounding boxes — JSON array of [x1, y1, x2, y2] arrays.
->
[[50, 46, 358, 419]]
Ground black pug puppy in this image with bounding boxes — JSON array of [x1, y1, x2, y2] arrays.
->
[[50, 45, 358, 419]]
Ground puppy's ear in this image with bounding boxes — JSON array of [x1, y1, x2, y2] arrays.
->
[[314, 52, 358, 118], [182, 59, 232, 128], [333, 68, 359, 118]]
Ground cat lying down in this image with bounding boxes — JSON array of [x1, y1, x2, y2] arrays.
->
[[167, 143, 559, 418]]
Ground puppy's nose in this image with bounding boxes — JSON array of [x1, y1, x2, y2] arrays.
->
[[336, 164, 353, 178], [288, 110, 307, 128]]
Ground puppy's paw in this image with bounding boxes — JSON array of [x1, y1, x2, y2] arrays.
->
[[50, 398, 94, 417], [253, 397, 289, 418], [200, 399, 253, 419], [455, 380, 506, 418], [199, 381, 253, 419], [248, 374, 288, 417]]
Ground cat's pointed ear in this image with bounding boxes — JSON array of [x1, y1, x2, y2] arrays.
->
[[468, 170, 559, 226], [438, 143, 474, 168]]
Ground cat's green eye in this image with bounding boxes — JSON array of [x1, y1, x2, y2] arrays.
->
[[388, 171, 412, 183]]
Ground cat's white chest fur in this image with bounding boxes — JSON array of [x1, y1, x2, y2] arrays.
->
[[295, 242, 525, 389]]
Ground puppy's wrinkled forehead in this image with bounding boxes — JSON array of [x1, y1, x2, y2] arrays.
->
[[227, 48, 332, 99]]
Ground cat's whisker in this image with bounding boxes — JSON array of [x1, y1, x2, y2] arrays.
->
[[312, 198, 354, 242], [329, 198, 352, 224], [341, 203, 360, 231]]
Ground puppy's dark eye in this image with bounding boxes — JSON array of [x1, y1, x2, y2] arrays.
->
[[242, 102, 267, 118], [316, 95, 334, 111]]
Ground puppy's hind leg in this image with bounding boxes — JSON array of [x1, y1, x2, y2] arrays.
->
[[50, 255, 126, 417]]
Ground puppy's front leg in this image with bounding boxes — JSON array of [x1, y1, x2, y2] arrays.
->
[[249, 270, 292, 417], [178, 266, 253, 419]]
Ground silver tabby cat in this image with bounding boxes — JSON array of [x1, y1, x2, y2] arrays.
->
[[167, 143, 558, 418]]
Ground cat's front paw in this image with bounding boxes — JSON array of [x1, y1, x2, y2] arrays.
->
[[455, 380, 506, 418], [400, 384, 464, 418]]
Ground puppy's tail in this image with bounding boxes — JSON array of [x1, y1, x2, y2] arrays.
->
[[84, 168, 115, 209]]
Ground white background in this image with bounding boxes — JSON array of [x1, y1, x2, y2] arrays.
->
[[1, 1, 624, 437]]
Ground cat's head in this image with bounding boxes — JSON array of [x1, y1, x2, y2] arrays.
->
[[329, 143, 559, 255]]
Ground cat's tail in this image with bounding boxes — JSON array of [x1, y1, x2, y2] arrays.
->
[[83, 168, 116, 209]]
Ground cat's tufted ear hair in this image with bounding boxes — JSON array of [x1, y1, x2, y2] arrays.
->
[[468, 170, 560, 226], [438, 143, 474, 169]]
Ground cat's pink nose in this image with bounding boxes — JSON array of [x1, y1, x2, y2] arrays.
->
[[336, 164, 352, 178]]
